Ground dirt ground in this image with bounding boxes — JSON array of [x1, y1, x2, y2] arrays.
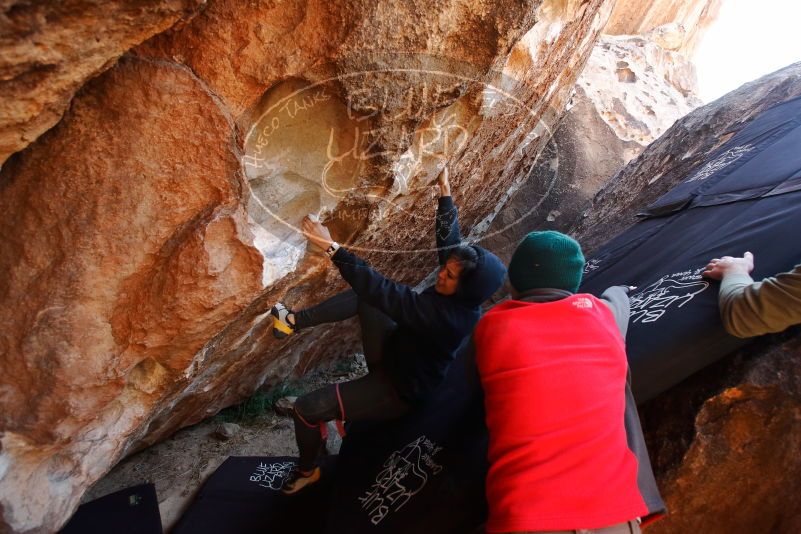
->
[[83, 354, 366, 531]]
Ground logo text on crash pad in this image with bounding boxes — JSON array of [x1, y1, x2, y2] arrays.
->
[[358, 435, 443, 525], [629, 269, 709, 324]]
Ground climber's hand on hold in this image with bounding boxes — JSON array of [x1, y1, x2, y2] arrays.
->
[[301, 215, 334, 252], [702, 251, 755, 280], [437, 166, 451, 197]]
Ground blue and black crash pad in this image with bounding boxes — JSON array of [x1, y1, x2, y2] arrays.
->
[[580, 94, 801, 402]]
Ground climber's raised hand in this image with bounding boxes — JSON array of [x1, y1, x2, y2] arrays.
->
[[301, 215, 334, 252], [437, 166, 451, 197]]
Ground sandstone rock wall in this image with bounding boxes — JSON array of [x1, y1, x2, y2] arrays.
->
[[0, 0, 205, 166], [605, 0, 722, 56], [643, 333, 801, 534], [0, 0, 617, 531], [579, 34, 701, 143], [484, 31, 701, 262], [570, 62, 801, 254], [483, 0, 721, 264]]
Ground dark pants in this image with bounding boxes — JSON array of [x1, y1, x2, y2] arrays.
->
[[292, 290, 411, 470]]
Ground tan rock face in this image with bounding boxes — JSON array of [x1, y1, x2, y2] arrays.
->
[[484, 32, 700, 261], [570, 62, 801, 255], [0, 0, 205, 166], [640, 333, 801, 534], [0, 55, 262, 532], [484, 0, 719, 261], [604, 0, 722, 56], [0, 0, 616, 531], [579, 35, 701, 144]]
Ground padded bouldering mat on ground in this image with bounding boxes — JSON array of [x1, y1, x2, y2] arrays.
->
[[171, 455, 336, 534], [581, 94, 801, 402], [323, 348, 489, 534], [59, 483, 162, 534], [173, 351, 488, 534]]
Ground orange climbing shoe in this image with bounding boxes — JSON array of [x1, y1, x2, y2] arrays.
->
[[281, 466, 321, 495]]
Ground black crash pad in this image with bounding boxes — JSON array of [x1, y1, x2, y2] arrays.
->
[[581, 94, 801, 402], [321, 344, 488, 534], [173, 349, 488, 534], [59, 483, 162, 534], [171, 455, 336, 534]]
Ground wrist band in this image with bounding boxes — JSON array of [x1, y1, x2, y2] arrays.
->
[[325, 242, 340, 258]]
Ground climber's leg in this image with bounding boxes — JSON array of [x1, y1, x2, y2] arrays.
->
[[271, 290, 358, 338], [291, 385, 340, 472], [336, 366, 410, 421], [356, 299, 397, 368], [286, 368, 410, 494]]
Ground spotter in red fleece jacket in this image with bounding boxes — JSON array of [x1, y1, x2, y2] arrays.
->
[[474, 294, 649, 533]]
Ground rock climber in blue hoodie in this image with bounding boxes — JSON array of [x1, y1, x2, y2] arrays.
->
[[271, 168, 506, 494]]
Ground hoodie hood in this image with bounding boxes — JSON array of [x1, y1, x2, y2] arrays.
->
[[455, 245, 506, 307]]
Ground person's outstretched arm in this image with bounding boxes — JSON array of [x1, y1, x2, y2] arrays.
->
[[600, 285, 632, 339], [704, 252, 801, 338], [435, 167, 462, 265], [300, 216, 441, 328]]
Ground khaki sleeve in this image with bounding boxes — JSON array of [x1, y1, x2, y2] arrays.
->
[[718, 264, 801, 338]]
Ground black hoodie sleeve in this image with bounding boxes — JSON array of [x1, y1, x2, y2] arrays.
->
[[436, 196, 461, 265], [330, 247, 445, 328], [461, 336, 481, 393]]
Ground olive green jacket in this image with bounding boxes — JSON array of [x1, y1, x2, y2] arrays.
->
[[719, 264, 801, 338]]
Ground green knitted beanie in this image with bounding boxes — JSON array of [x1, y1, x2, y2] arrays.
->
[[508, 231, 585, 293]]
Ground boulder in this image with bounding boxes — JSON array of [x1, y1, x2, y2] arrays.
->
[[0, 55, 263, 534], [0, 0, 617, 531], [579, 35, 702, 139], [484, 0, 722, 262], [571, 62, 801, 254], [0, 0, 205, 166], [484, 33, 701, 262], [213, 422, 240, 441], [604, 0, 722, 57], [642, 333, 801, 534]]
